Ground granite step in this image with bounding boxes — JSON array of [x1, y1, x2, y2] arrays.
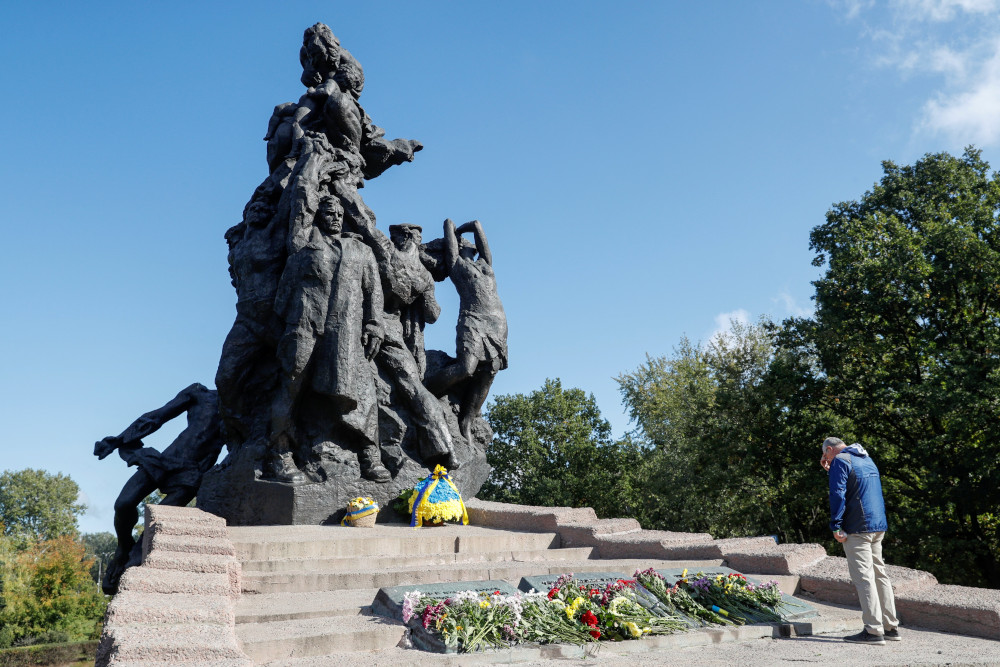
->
[[236, 589, 379, 624], [235, 615, 406, 663], [228, 524, 560, 561], [240, 546, 595, 573], [240, 558, 725, 594]]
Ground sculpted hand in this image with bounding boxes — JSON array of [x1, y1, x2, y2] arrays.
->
[[363, 331, 383, 361], [94, 436, 122, 460]]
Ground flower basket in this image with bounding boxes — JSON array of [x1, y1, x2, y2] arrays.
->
[[341, 496, 379, 527], [407, 465, 469, 527]]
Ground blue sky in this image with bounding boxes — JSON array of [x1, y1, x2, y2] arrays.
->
[[3, 1, 1000, 534]]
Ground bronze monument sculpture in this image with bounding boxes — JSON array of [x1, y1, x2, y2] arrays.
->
[[96, 23, 506, 565]]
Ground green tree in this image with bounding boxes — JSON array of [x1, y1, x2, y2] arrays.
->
[[0, 535, 107, 648], [0, 469, 85, 545], [481, 378, 640, 518], [81, 532, 118, 585], [617, 321, 849, 544], [791, 148, 1000, 587]]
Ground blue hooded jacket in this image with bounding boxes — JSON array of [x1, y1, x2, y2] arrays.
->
[[828, 444, 888, 534]]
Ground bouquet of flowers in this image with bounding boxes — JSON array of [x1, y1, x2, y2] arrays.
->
[[678, 571, 786, 624], [340, 496, 378, 527], [634, 568, 733, 626]]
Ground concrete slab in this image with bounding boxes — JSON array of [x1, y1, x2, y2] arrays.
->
[[236, 589, 379, 623], [236, 615, 406, 663]]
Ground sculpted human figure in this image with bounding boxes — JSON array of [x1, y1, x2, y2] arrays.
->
[[426, 219, 508, 442], [266, 24, 421, 178], [389, 223, 441, 377], [337, 192, 458, 469], [215, 190, 286, 443], [93, 383, 224, 594], [269, 195, 387, 483]]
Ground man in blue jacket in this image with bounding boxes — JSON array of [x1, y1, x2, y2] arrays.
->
[[820, 437, 901, 644]]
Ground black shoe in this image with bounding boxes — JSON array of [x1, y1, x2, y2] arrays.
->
[[844, 630, 886, 645], [883, 628, 901, 641]]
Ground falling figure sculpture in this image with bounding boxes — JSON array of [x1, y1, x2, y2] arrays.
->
[[93, 383, 224, 593]]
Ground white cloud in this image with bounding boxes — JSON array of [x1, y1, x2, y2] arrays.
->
[[891, 0, 1000, 21], [709, 309, 751, 344], [78, 489, 105, 520], [921, 40, 1000, 144], [774, 291, 814, 318], [836, 0, 1000, 147], [830, 0, 876, 19]]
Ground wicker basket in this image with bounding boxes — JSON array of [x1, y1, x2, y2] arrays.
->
[[349, 512, 377, 528], [342, 497, 379, 527]]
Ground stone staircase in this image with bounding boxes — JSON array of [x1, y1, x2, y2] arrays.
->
[[230, 523, 724, 664]]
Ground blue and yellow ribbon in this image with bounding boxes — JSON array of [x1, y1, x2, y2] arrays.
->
[[409, 465, 469, 527]]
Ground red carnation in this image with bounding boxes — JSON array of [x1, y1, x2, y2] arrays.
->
[[589, 629, 601, 639], [547, 587, 558, 600], [581, 610, 598, 627]]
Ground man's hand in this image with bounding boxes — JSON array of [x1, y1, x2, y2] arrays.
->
[[833, 530, 847, 543], [362, 330, 383, 361], [94, 436, 122, 460]]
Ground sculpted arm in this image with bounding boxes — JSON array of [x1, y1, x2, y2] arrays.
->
[[94, 385, 199, 459], [443, 219, 459, 275], [456, 219, 492, 266], [361, 249, 385, 360]]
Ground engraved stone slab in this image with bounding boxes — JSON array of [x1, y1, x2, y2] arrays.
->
[[654, 566, 818, 621], [372, 580, 522, 653], [517, 571, 629, 594]]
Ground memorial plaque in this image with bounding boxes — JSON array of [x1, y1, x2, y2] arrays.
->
[[517, 571, 629, 594], [653, 566, 818, 621]]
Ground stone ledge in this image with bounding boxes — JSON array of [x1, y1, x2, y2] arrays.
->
[[798, 555, 938, 605], [103, 592, 235, 626], [147, 532, 237, 557], [556, 519, 641, 549], [895, 584, 1000, 641], [464, 498, 598, 535], [589, 529, 714, 559], [723, 542, 827, 575]]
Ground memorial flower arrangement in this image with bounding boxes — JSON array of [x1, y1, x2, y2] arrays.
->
[[407, 465, 469, 527], [635, 568, 787, 625], [340, 496, 379, 527], [401, 572, 694, 653]]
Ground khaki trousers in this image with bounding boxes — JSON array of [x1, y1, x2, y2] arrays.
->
[[843, 531, 899, 634]]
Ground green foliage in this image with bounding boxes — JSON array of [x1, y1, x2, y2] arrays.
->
[[0, 535, 107, 649], [0, 470, 85, 546], [481, 378, 641, 518], [616, 322, 847, 545], [80, 532, 117, 585], [790, 148, 1000, 587], [0, 640, 98, 667]]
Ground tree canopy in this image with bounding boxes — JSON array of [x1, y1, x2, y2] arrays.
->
[[786, 148, 1000, 587], [0, 469, 85, 545], [480, 378, 640, 518]]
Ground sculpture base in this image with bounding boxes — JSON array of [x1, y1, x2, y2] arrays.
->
[[198, 433, 491, 526]]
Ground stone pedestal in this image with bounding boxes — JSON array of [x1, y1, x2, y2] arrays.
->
[[198, 436, 490, 526]]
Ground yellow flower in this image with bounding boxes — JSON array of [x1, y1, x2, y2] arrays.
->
[[565, 605, 575, 619], [479, 600, 490, 609], [456, 625, 463, 631], [626, 621, 642, 638]]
